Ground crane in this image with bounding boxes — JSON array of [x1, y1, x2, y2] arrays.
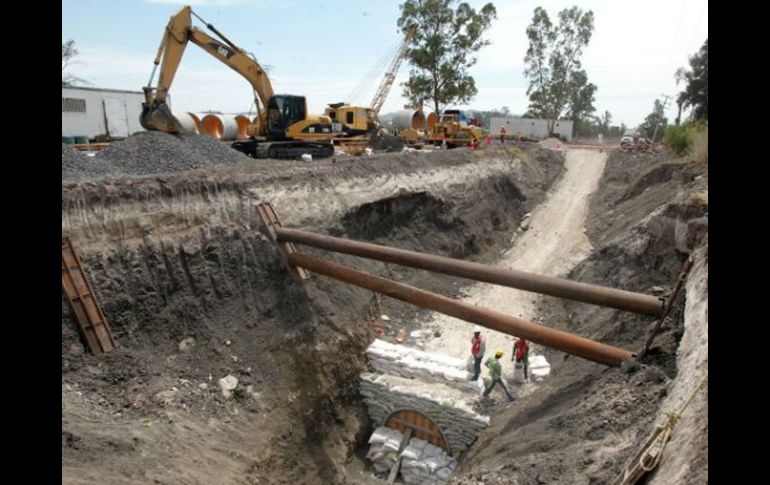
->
[[141, 6, 334, 159], [370, 26, 416, 116], [324, 26, 417, 137]]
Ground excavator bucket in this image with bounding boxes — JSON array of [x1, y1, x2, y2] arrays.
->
[[140, 101, 184, 133]]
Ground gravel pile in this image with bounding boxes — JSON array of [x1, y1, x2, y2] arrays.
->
[[62, 144, 113, 181], [95, 132, 253, 175], [62, 131, 254, 181]]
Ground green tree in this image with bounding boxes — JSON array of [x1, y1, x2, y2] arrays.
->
[[523, 6, 595, 137], [397, 0, 497, 114], [62, 39, 85, 86], [639, 99, 668, 140], [566, 69, 597, 137], [675, 39, 708, 121]]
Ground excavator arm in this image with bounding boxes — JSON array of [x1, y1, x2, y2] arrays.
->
[[141, 6, 272, 134]]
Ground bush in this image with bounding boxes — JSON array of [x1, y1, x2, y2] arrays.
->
[[663, 124, 693, 156]]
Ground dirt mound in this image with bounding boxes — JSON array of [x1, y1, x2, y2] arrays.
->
[[92, 131, 253, 178], [538, 137, 564, 149], [587, 148, 707, 247], [369, 132, 405, 152]]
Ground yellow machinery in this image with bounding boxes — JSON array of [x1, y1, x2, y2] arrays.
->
[[325, 26, 417, 139], [141, 6, 334, 159], [427, 110, 483, 148]]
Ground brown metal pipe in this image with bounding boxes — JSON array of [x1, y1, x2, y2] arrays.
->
[[288, 251, 635, 367], [276, 228, 664, 317]]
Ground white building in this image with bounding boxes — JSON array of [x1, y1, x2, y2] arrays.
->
[[490, 117, 573, 141], [62, 86, 145, 139]]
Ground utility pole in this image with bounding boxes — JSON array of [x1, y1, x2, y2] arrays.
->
[[650, 94, 671, 144]]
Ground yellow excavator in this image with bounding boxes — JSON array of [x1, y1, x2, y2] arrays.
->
[[141, 6, 334, 159]]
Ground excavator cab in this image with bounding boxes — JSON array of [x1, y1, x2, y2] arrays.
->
[[267, 95, 306, 141]]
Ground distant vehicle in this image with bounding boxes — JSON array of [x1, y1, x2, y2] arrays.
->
[[620, 133, 635, 145]]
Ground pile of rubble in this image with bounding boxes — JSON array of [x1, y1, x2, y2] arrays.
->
[[367, 427, 457, 484], [620, 137, 653, 153]]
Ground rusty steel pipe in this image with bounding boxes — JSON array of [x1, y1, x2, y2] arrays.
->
[[287, 252, 635, 367], [276, 228, 664, 317]]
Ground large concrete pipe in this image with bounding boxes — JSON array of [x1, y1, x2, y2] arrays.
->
[[426, 112, 439, 131], [177, 112, 200, 134], [201, 114, 239, 140], [392, 109, 426, 131], [235, 115, 252, 140]]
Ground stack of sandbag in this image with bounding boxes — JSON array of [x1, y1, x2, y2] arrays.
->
[[366, 427, 403, 473], [529, 354, 551, 381], [366, 427, 457, 484], [400, 436, 457, 484], [366, 339, 483, 394], [360, 373, 489, 453]]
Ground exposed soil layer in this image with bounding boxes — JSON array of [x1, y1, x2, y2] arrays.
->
[[62, 142, 563, 484], [448, 148, 707, 484]]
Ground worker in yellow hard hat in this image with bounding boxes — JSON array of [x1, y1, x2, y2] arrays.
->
[[482, 349, 514, 401]]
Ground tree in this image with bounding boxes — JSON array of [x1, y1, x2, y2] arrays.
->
[[566, 69, 597, 137], [523, 6, 595, 137], [639, 99, 668, 140], [397, 0, 497, 114], [62, 39, 85, 86], [675, 39, 708, 121]]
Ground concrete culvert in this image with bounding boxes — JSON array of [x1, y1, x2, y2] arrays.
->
[[201, 113, 238, 140], [177, 112, 200, 134], [426, 111, 438, 131], [235, 114, 251, 140], [392, 109, 426, 131]]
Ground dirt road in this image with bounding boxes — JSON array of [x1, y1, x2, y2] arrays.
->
[[421, 149, 608, 367]]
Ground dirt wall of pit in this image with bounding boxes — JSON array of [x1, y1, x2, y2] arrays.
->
[[62, 144, 564, 484]]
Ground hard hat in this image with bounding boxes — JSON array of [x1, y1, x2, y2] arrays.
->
[[495, 349, 504, 357], [472, 325, 481, 334]]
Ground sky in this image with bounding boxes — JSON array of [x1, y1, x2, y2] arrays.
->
[[62, 0, 708, 128]]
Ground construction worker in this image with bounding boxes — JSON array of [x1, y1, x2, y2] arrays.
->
[[513, 337, 530, 382], [469, 326, 486, 380], [499, 125, 506, 144], [483, 350, 514, 401]]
